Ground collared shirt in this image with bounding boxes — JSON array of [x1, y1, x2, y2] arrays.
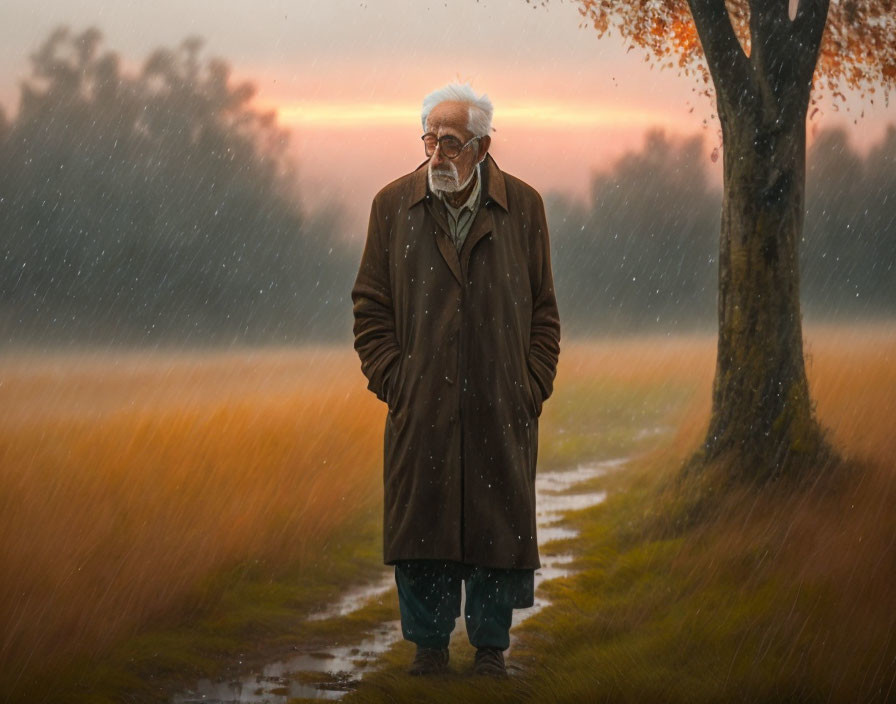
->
[[439, 163, 481, 251]]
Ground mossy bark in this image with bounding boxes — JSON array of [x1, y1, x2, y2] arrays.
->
[[686, 0, 833, 479], [702, 105, 827, 477]]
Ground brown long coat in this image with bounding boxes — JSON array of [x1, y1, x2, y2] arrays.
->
[[351, 154, 561, 569]]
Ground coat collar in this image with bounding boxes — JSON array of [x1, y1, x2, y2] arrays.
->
[[409, 153, 508, 212]]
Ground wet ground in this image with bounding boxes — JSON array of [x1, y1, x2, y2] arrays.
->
[[172, 457, 625, 702]]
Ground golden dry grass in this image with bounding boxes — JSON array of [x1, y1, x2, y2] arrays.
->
[[0, 324, 893, 700], [557, 333, 717, 391], [0, 345, 384, 689], [658, 323, 896, 701], [805, 322, 896, 464]]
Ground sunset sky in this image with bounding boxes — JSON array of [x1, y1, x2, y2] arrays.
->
[[2, 0, 893, 239]]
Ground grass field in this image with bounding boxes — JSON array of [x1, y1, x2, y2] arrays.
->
[[349, 324, 896, 704], [1, 325, 894, 702], [0, 346, 389, 701]]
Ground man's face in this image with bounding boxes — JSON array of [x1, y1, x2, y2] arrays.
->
[[424, 101, 488, 194]]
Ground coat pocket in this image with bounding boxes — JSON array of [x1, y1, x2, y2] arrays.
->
[[386, 354, 406, 414], [525, 367, 543, 418]]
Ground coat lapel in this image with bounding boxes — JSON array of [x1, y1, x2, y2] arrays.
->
[[459, 208, 493, 280], [409, 154, 508, 287], [425, 197, 464, 286]]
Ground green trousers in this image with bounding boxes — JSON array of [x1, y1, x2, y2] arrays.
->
[[394, 559, 535, 651]]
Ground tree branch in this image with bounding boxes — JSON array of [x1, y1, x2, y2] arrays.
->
[[686, 0, 752, 109], [749, 0, 794, 121], [793, 0, 832, 88], [749, 0, 790, 72]]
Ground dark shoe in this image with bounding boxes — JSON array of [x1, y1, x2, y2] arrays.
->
[[408, 646, 449, 676], [473, 647, 507, 678]]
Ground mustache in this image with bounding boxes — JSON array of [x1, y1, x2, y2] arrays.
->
[[428, 160, 465, 194]]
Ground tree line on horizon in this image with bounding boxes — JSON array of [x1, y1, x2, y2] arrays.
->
[[547, 125, 896, 334], [0, 27, 893, 346], [0, 27, 351, 346]]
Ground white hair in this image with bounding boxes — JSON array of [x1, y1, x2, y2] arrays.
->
[[421, 83, 493, 138]]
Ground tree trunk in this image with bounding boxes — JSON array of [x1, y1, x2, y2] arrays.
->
[[682, 0, 834, 480], [702, 100, 828, 478]]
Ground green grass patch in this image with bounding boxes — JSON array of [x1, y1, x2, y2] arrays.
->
[[346, 448, 896, 704], [538, 378, 695, 470]]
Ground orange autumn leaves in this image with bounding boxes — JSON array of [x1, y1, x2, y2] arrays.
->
[[574, 0, 895, 100]]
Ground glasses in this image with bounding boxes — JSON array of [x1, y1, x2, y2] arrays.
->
[[421, 133, 479, 159]]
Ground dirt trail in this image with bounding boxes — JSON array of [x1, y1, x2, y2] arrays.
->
[[173, 458, 626, 703]]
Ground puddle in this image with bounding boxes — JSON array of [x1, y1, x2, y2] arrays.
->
[[538, 490, 608, 525], [307, 573, 395, 622], [173, 622, 404, 703], [172, 458, 623, 702]]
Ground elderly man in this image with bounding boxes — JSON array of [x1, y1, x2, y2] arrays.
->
[[351, 82, 560, 678]]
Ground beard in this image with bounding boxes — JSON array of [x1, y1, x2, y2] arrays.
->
[[428, 159, 477, 197]]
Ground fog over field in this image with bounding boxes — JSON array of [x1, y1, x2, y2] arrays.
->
[[1, 55, 893, 346], [0, 4, 893, 349]]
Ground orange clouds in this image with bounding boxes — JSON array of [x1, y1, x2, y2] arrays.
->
[[267, 98, 693, 132]]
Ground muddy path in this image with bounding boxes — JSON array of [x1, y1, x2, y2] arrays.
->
[[172, 457, 628, 703]]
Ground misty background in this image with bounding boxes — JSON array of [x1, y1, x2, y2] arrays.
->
[[1, 27, 893, 347]]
